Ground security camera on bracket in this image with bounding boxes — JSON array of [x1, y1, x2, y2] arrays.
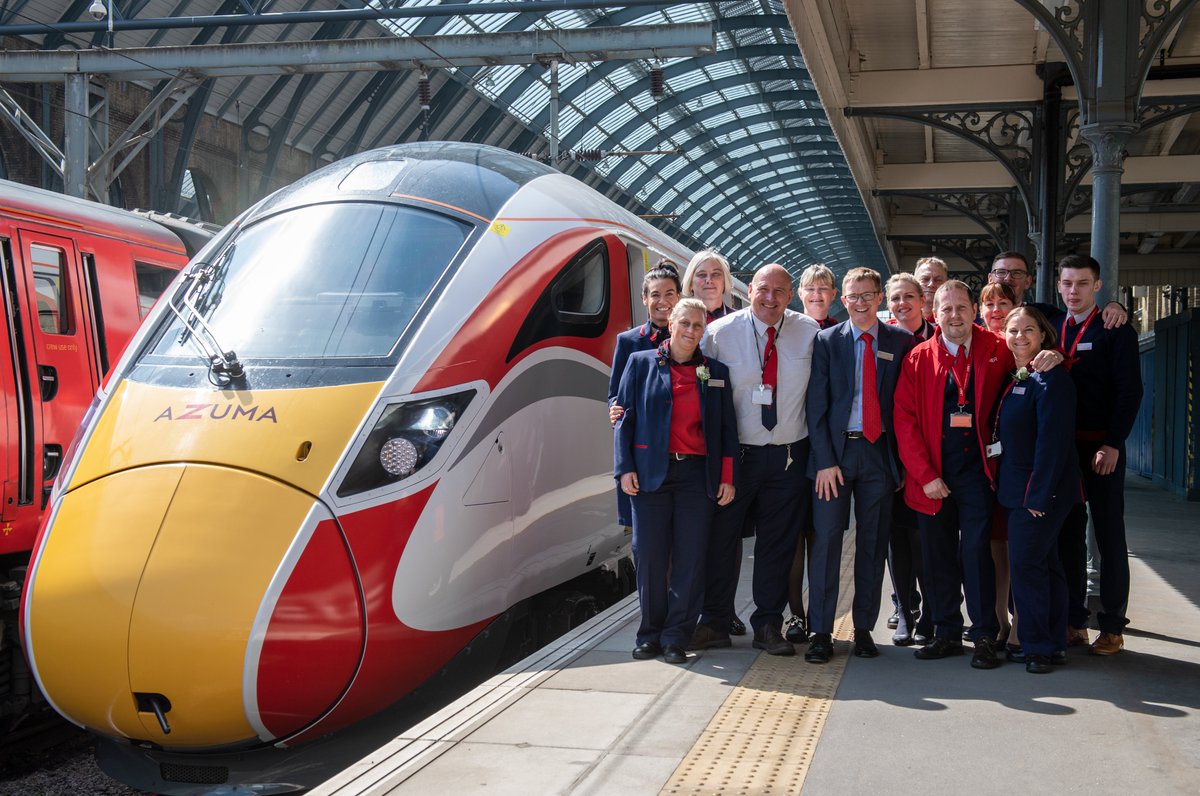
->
[[87, 0, 107, 21]]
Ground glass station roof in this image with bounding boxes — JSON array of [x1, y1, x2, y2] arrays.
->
[[2, 0, 886, 280]]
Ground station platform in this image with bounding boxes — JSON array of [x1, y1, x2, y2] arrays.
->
[[314, 476, 1200, 795]]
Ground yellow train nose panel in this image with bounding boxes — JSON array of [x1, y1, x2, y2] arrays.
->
[[67, 380, 383, 495], [27, 463, 324, 748]]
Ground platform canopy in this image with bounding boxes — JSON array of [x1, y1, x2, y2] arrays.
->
[[0, 0, 888, 282]]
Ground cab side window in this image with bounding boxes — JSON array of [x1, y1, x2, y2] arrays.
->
[[31, 244, 69, 334], [134, 262, 178, 319], [508, 238, 610, 362]]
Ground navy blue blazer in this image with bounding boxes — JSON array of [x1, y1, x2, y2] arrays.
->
[[613, 350, 739, 497], [607, 321, 668, 405], [995, 368, 1083, 513], [806, 320, 915, 483]]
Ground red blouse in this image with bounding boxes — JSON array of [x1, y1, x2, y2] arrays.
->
[[668, 362, 734, 484]]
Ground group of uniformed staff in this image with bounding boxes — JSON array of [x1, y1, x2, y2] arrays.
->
[[610, 249, 1141, 674]]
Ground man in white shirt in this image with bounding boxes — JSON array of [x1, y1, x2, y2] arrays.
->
[[689, 264, 820, 655]]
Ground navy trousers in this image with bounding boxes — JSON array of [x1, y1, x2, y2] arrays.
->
[[888, 493, 932, 637], [630, 457, 714, 648], [808, 436, 895, 634], [917, 470, 998, 642], [699, 440, 810, 635], [1059, 441, 1130, 635], [1007, 498, 1073, 657]]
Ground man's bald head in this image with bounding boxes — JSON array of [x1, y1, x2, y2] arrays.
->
[[750, 263, 794, 326]]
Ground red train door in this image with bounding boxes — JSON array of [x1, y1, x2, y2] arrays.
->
[[8, 230, 99, 540]]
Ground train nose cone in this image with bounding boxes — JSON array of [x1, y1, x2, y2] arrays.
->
[[25, 463, 362, 748]]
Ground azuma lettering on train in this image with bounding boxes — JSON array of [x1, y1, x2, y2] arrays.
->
[[154, 404, 278, 422]]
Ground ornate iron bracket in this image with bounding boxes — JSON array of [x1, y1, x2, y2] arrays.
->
[[848, 104, 1040, 218], [875, 189, 1012, 248], [885, 234, 995, 275]]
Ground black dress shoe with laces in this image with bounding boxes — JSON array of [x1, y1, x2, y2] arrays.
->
[[971, 637, 1001, 670], [914, 636, 965, 660], [752, 625, 796, 656], [853, 629, 880, 658], [729, 616, 747, 636], [632, 641, 662, 660], [1026, 655, 1052, 674], [663, 645, 688, 664], [805, 632, 833, 663]]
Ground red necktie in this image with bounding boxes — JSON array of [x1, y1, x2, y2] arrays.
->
[[762, 326, 777, 430], [1067, 316, 1077, 328], [861, 331, 881, 442]]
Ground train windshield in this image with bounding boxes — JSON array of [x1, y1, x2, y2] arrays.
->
[[144, 202, 471, 363]]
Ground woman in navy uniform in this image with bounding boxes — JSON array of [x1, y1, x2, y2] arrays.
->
[[608, 264, 681, 526], [994, 307, 1083, 673], [615, 298, 739, 663]]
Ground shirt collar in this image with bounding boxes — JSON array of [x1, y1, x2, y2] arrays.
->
[[851, 321, 879, 342], [941, 335, 971, 358], [750, 311, 783, 336], [1071, 304, 1097, 325]]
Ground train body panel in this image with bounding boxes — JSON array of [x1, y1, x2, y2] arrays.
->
[[22, 143, 695, 791], [0, 180, 193, 555]]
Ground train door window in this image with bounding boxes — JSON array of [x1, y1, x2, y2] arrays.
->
[[625, 243, 647, 327], [135, 262, 177, 319], [30, 244, 69, 334], [507, 237, 611, 362]]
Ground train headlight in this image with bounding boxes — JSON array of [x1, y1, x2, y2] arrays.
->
[[379, 437, 419, 477], [338, 390, 475, 497]]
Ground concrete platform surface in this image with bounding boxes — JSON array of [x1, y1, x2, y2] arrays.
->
[[314, 476, 1200, 795]]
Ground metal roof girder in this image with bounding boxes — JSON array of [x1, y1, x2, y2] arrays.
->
[[0, 24, 716, 81], [0, 87, 65, 176]]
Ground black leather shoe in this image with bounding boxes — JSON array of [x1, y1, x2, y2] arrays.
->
[[632, 641, 662, 660], [1026, 655, 1052, 674], [784, 615, 809, 643], [1050, 650, 1068, 666], [663, 645, 688, 664], [911, 632, 929, 646], [892, 630, 914, 646], [853, 629, 879, 658], [887, 610, 900, 629], [688, 624, 732, 651], [971, 637, 1000, 670], [805, 633, 833, 663], [914, 636, 965, 660], [729, 616, 747, 636], [753, 625, 796, 656], [1005, 644, 1026, 663]]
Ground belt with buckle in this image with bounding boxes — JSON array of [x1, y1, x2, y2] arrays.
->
[[669, 452, 701, 461], [844, 431, 865, 439]]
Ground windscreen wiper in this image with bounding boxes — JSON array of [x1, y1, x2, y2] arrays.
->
[[165, 263, 245, 385]]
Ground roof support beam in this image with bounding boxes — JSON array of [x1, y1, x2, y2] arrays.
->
[[0, 24, 716, 81]]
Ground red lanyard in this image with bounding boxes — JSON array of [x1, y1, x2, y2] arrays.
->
[[1059, 306, 1098, 361], [943, 344, 972, 407]]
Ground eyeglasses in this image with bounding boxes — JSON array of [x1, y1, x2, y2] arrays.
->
[[844, 291, 878, 304], [990, 269, 1028, 279]]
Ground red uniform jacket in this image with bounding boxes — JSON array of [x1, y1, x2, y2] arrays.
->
[[893, 326, 1015, 516]]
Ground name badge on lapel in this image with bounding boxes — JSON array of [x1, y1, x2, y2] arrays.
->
[[1013, 386, 1026, 395], [1077, 342, 1093, 351], [877, 350, 894, 361], [709, 378, 726, 388]]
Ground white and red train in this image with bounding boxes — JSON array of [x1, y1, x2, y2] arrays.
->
[[21, 142, 701, 792]]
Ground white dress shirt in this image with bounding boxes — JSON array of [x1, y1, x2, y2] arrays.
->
[[702, 307, 819, 446]]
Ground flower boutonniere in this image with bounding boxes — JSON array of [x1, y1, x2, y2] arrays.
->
[[1014, 367, 1030, 382], [696, 364, 710, 387]]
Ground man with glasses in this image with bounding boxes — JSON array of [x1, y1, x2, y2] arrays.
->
[[804, 268, 916, 662], [989, 251, 1127, 327]]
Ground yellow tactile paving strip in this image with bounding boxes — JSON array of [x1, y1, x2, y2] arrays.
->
[[661, 540, 857, 796]]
